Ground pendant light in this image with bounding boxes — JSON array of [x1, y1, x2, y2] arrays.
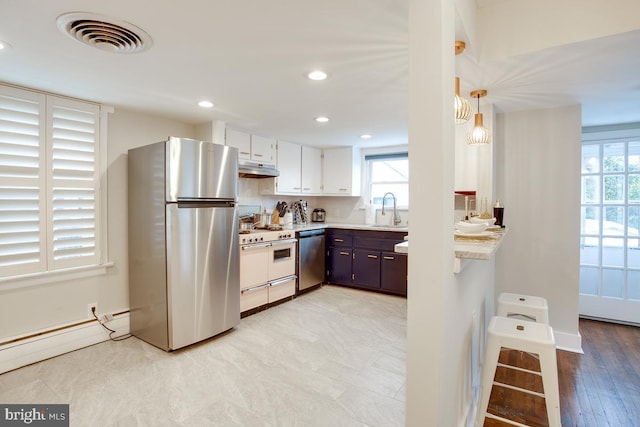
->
[[467, 89, 490, 145], [454, 41, 471, 124]]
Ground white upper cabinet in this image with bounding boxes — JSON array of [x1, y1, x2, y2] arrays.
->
[[322, 147, 361, 196], [301, 146, 322, 194], [276, 140, 302, 194], [225, 129, 251, 161], [225, 129, 276, 165], [250, 135, 276, 165]]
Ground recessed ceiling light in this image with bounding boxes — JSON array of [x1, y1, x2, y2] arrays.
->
[[198, 100, 214, 108], [315, 116, 329, 123], [360, 134, 372, 139], [0, 41, 11, 50], [308, 70, 327, 81]]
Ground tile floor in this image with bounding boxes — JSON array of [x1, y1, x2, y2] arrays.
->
[[0, 285, 407, 426]]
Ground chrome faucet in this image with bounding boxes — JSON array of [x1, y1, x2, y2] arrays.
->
[[381, 192, 401, 226]]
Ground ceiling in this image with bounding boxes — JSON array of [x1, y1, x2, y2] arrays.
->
[[1, 1, 639, 148]]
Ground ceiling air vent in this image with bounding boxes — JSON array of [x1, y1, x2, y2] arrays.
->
[[56, 12, 152, 54]]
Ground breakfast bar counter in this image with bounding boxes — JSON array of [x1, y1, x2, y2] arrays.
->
[[394, 227, 507, 273]]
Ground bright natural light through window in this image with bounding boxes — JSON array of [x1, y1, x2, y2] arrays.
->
[[366, 153, 409, 208], [580, 136, 640, 301], [0, 84, 105, 282]]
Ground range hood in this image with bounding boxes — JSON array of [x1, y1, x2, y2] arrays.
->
[[238, 161, 279, 178]]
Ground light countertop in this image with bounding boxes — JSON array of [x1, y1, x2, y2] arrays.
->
[[284, 223, 409, 233], [393, 227, 507, 273]]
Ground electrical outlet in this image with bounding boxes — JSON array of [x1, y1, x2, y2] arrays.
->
[[87, 303, 97, 318], [99, 314, 114, 323]]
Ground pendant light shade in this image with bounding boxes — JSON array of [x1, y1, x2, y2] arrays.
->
[[466, 90, 490, 145], [455, 77, 472, 124], [454, 41, 471, 125]]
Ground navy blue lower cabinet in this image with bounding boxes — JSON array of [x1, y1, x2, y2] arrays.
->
[[352, 249, 381, 288], [327, 246, 352, 285], [380, 252, 407, 295], [324, 228, 407, 297]]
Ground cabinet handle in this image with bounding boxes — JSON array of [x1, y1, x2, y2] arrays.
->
[[253, 153, 264, 157], [339, 251, 350, 256], [334, 238, 344, 242], [293, 187, 301, 190], [240, 151, 250, 155], [303, 187, 311, 190], [383, 256, 395, 260], [339, 188, 348, 191], [367, 254, 378, 259]]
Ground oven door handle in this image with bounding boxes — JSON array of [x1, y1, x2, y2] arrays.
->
[[241, 243, 272, 250], [269, 238, 298, 246], [241, 283, 270, 293]]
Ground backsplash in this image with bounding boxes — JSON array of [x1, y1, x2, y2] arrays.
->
[[238, 178, 409, 226]]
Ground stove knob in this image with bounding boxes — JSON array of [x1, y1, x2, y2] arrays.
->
[[259, 236, 264, 241]]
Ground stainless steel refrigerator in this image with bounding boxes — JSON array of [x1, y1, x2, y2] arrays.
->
[[128, 137, 240, 351]]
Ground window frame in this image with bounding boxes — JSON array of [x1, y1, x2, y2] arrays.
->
[[364, 150, 409, 209], [580, 124, 640, 300]]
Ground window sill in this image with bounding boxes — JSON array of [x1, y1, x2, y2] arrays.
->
[[0, 262, 115, 293]]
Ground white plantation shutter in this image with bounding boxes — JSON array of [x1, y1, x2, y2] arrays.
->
[[0, 84, 103, 280], [0, 86, 46, 277], [47, 97, 100, 269]]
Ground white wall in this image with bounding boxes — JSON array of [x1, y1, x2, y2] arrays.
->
[[478, 0, 640, 61], [0, 108, 195, 341], [494, 105, 582, 351]]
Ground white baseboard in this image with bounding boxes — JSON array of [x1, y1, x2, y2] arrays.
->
[[554, 329, 583, 354], [0, 314, 130, 374]]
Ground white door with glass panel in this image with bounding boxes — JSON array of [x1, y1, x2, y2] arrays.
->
[[580, 129, 640, 325]]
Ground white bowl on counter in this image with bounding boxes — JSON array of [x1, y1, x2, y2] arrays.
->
[[469, 216, 497, 226], [455, 221, 488, 234]]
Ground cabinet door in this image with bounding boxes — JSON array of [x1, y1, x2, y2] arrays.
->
[[251, 135, 276, 165], [301, 146, 322, 194], [225, 129, 251, 161], [276, 140, 302, 193], [327, 247, 352, 285], [380, 252, 407, 295], [322, 147, 360, 196], [352, 249, 381, 288]]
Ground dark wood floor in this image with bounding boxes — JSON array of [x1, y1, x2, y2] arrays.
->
[[485, 319, 640, 427]]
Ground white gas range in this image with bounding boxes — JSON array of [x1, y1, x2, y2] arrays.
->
[[239, 228, 297, 313]]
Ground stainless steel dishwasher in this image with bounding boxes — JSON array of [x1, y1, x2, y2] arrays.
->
[[296, 229, 325, 293]]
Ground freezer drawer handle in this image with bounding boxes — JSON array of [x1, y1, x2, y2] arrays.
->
[[241, 283, 270, 293], [242, 243, 272, 250]]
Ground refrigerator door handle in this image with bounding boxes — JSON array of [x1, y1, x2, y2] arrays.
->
[[176, 199, 235, 209]]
